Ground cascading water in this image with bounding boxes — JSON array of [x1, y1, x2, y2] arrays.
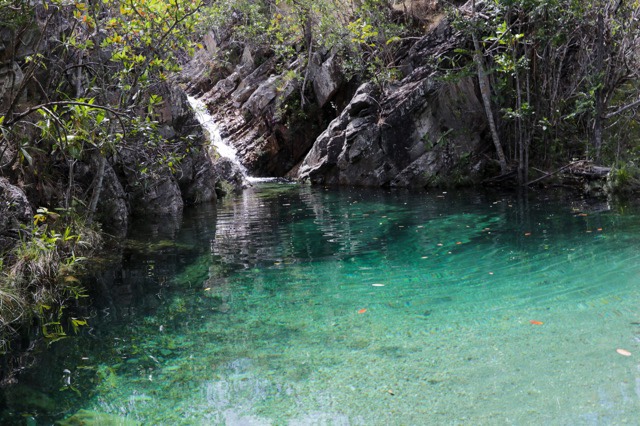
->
[[187, 96, 287, 184], [186, 95, 248, 175]]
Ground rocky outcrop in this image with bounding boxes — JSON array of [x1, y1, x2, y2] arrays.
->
[[310, 53, 343, 108], [94, 161, 129, 233], [212, 157, 247, 196], [182, 31, 344, 178], [0, 178, 32, 253], [100, 84, 233, 231], [297, 72, 490, 187], [185, 15, 497, 188], [181, 147, 222, 205], [298, 19, 492, 187]]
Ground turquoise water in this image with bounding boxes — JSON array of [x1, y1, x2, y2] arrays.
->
[[3, 184, 640, 424]]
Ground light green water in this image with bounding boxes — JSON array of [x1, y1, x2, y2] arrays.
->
[[3, 184, 640, 425]]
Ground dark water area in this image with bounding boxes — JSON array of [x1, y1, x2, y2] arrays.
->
[[2, 183, 640, 424]]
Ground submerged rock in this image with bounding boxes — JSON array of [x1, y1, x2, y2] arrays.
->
[[4, 384, 56, 413], [56, 409, 141, 426]]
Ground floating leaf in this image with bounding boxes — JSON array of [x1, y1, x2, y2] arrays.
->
[[358, 309, 367, 314], [616, 348, 632, 356], [529, 320, 544, 325]]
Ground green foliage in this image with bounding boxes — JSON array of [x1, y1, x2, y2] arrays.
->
[[0, 0, 209, 353], [0, 207, 99, 351], [99, 0, 203, 99], [607, 163, 640, 195], [0, 0, 210, 243], [200, 0, 408, 87], [448, 0, 640, 169]]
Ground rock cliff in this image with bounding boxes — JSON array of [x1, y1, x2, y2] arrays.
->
[[0, 17, 237, 237], [185, 16, 496, 187], [182, 33, 347, 178]]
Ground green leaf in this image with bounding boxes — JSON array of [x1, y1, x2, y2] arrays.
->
[[386, 36, 401, 45]]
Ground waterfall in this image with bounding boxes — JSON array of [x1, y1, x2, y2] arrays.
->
[[187, 95, 248, 175], [187, 95, 290, 185]]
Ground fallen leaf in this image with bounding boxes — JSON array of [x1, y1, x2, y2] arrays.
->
[[529, 320, 544, 325], [358, 309, 367, 314], [617, 348, 632, 357]]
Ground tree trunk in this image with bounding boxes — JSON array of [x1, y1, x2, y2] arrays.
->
[[593, 11, 605, 161], [472, 33, 508, 174], [471, 0, 508, 174]]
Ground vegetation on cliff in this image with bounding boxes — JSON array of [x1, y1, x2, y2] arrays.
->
[[0, 0, 206, 352], [452, 0, 640, 184], [194, 0, 639, 186]]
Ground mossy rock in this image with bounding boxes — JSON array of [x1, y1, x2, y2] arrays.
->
[[4, 385, 56, 412], [606, 164, 640, 195]]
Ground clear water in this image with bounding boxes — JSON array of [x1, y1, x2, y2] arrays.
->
[[4, 184, 640, 425]]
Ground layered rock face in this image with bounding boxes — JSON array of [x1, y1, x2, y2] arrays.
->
[[183, 35, 345, 178], [297, 73, 490, 187], [188, 16, 495, 187], [297, 17, 494, 187]]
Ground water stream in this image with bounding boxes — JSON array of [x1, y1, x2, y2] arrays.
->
[[186, 95, 247, 175], [3, 184, 640, 424]]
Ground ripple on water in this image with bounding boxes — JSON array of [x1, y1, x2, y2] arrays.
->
[[5, 186, 640, 424]]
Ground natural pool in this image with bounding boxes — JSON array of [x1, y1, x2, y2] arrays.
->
[[3, 183, 640, 424]]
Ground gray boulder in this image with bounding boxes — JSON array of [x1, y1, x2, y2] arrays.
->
[[298, 70, 490, 187], [0, 177, 32, 253], [96, 161, 129, 233], [312, 53, 343, 108]]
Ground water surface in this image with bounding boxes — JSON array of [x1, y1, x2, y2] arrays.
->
[[3, 184, 640, 425]]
